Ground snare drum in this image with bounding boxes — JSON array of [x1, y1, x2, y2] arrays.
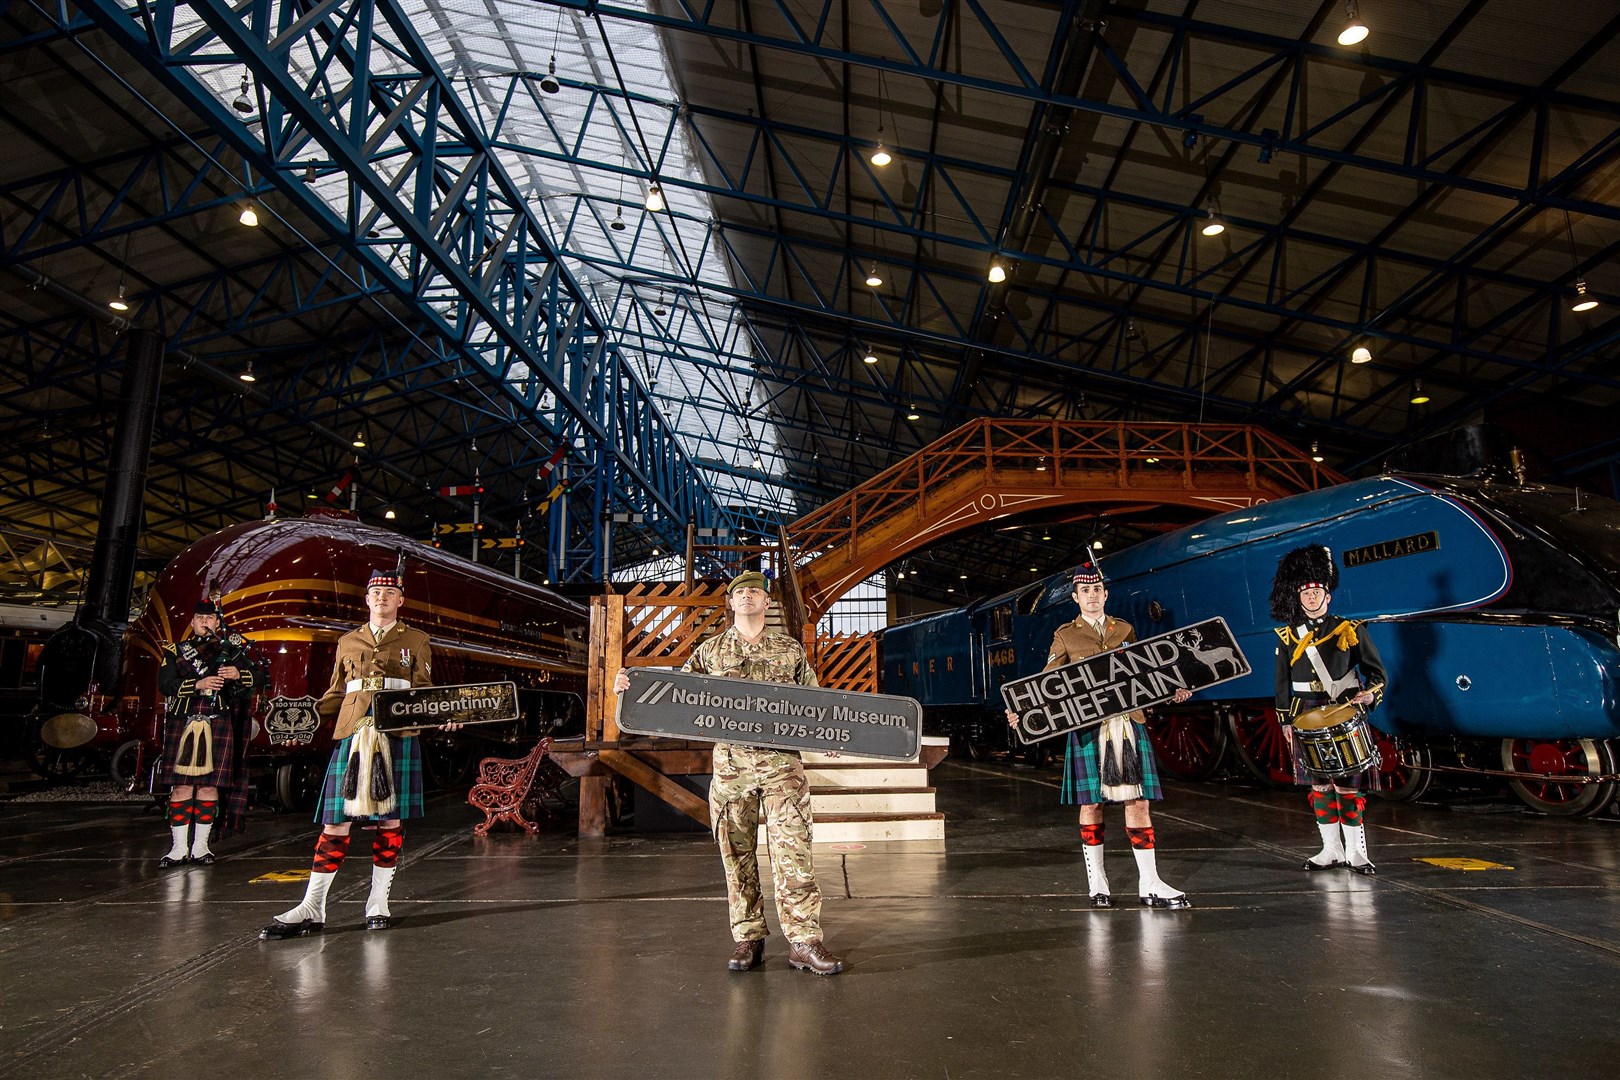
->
[[1293, 702, 1380, 778]]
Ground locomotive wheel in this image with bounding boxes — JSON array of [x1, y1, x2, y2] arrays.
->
[[1371, 732, 1432, 802], [109, 739, 143, 789], [1499, 737, 1618, 818], [1227, 708, 1294, 787], [1147, 710, 1230, 782], [275, 761, 325, 811]]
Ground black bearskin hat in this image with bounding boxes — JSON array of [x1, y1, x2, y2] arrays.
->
[[1269, 545, 1339, 623]]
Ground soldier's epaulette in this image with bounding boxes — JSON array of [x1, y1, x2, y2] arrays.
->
[[161, 641, 177, 655], [1274, 626, 1298, 645]]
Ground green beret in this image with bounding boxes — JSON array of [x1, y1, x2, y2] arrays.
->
[[727, 570, 770, 593]]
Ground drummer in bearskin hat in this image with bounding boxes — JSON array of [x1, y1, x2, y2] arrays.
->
[[260, 566, 442, 939], [1006, 559, 1193, 910], [1270, 545, 1386, 874], [156, 597, 267, 866]]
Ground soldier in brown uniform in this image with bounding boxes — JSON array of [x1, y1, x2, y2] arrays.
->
[[260, 568, 436, 938], [614, 570, 844, 976], [1008, 561, 1191, 910]]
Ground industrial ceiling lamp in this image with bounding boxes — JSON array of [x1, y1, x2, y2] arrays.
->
[[644, 181, 665, 213], [239, 201, 260, 227], [1351, 345, 1373, 364], [906, 404, 921, 421], [610, 208, 626, 232], [240, 360, 256, 383], [871, 70, 892, 166], [539, 56, 561, 95], [1337, 1, 1370, 46], [653, 290, 667, 316], [384, 508, 397, 520], [862, 350, 879, 365], [1410, 380, 1430, 405], [1311, 440, 1324, 463], [865, 262, 883, 288], [232, 70, 254, 115], [107, 282, 129, 312], [1564, 212, 1599, 312], [352, 428, 367, 448], [1200, 202, 1226, 237], [987, 258, 1008, 283]]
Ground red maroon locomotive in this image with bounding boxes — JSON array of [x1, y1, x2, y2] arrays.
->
[[101, 509, 589, 806]]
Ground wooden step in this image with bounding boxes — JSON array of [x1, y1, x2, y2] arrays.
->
[[757, 811, 945, 845], [803, 764, 928, 788], [808, 787, 938, 815]]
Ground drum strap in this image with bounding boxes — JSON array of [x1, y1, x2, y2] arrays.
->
[[1297, 625, 1360, 700]]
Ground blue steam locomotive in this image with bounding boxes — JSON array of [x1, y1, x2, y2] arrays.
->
[[883, 472, 1620, 816]]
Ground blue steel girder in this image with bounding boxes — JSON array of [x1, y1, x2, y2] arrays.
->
[[547, 0, 1620, 221], [67, 0, 736, 563]]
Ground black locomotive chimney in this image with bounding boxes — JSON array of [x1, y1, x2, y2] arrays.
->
[[36, 330, 165, 717]]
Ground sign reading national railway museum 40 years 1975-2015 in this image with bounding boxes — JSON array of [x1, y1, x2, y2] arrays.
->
[[617, 668, 923, 760]]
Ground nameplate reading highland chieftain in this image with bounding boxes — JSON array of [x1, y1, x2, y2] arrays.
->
[[1003, 617, 1251, 745], [372, 681, 519, 732], [618, 669, 923, 760]]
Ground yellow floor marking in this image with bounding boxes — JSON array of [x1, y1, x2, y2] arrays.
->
[[250, 870, 312, 884], [1415, 857, 1513, 871]]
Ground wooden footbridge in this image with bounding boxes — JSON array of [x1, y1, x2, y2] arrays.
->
[[553, 420, 1343, 836]]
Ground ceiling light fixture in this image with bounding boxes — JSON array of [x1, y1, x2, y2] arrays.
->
[[107, 282, 129, 312], [987, 258, 1007, 283], [865, 263, 883, 288], [1092, 540, 1104, 551], [352, 429, 367, 448], [906, 405, 921, 421], [1311, 440, 1324, 463], [644, 181, 665, 213], [1351, 345, 1373, 364], [303, 162, 317, 183], [240, 360, 256, 383], [1200, 203, 1225, 237], [871, 69, 892, 167], [610, 208, 626, 232], [1410, 380, 1430, 405], [1572, 279, 1599, 313], [239, 201, 260, 227], [862, 350, 879, 365], [232, 70, 254, 115], [539, 56, 561, 95], [1337, 1, 1370, 46], [385, 508, 396, 520]]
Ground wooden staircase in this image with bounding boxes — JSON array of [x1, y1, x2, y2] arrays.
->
[[759, 737, 949, 846]]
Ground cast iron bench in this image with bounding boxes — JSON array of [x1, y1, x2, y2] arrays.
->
[[467, 737, 565, 835]]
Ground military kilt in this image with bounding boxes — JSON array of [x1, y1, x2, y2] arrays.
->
[[314, 732, 423, 824], [1060, 719, 1163, 805], [159, 710, 243, 788]]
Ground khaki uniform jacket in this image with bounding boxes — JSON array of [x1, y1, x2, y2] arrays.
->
[[1044, 614, 1146, 724], [318, 622, 434, 741]]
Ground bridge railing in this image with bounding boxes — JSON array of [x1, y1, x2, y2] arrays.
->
[[785, 420, 1343, 563]]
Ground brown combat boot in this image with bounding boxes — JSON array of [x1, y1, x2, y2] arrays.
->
[[787, 939, 844, 976], [727, 939, 764, 972]]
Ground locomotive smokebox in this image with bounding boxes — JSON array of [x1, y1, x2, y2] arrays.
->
[[36, 329, 165, 718]]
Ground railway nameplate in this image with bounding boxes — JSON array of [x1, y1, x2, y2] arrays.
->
[[1003, 616, 1251, 745], [372, 681, 519, 732], [617, 668, 923, 760]]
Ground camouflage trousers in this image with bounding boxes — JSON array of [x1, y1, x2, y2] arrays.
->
[[710, 742, 822, 944]]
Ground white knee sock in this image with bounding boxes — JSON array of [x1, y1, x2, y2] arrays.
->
[[275, 869, 338, 925]]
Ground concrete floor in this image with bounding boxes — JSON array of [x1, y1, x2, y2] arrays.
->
[[3, 763, 1619, 1079]]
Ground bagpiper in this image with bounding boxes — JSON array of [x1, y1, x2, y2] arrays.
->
[[156, 598, 266, 866]]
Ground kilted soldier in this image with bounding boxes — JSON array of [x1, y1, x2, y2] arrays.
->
[[260, 568, 435, 939], [614, 570, 844, 976], [156, 599, 266, 866], [1271, 545, 1385, 874], [1007, 561, 1192, 909]]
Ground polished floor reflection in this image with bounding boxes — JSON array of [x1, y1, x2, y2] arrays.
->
[[3, 762, 1618, 1079]]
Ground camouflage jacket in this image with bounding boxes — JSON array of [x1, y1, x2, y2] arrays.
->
[[683, 626, 819, 688]]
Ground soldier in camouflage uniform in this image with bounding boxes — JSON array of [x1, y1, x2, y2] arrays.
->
[[615, 569, 844, 976]]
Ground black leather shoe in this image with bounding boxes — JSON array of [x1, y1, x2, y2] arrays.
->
[[1090, 893, 1114, 909], [365, 915, 394, 930], [191, 852, 217, 866], [259, 918, 322, 940], [157, 854, 189, 869], [1140, 894, 1193, 910], [1347, 862, 1378, 876], [1301, 858, 1344, 871], [787, 939, 844, 976], [727, 939, 764, 971]]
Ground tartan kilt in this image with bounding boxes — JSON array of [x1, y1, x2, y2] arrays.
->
[[315, 732, 424, 824], [159, 710, 242, 788], [1060, 719, 1163, 805]]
